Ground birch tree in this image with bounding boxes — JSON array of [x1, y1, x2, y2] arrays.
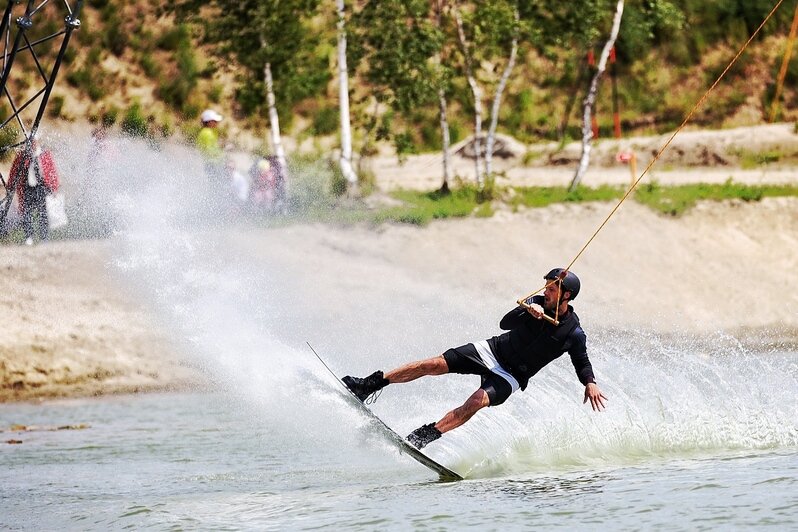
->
[[179, 0, 325, 179], [484, 5, 520, 179], [569, 0, 625, 192], [452, 0, 521, 188], [435, 0, 453, 193], [336, 0, 358, 192], [453, 5, 485, 187]]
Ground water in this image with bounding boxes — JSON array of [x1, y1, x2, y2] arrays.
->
[[2, 389, 797, 530], [2, 133, 797, 529]]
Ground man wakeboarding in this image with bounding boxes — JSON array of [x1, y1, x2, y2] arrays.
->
[[343, 268, 608, 449]]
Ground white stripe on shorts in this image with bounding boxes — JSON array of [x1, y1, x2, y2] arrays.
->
[[473, 340, 520, 393]]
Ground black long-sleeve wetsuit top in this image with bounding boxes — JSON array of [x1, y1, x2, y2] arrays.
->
[[486, 295, 595, 390]]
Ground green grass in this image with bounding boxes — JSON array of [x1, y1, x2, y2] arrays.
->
[[374, 187, 482, 226], [510, 184, 626, 209], [289, 179, 798, 227], [633, 180, 798, 216], [372, 180, 798, 225]]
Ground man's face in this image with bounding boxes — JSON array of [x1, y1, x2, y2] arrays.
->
[[543, 280, 564, 310]]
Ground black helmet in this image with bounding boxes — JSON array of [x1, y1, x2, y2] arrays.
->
[[544, 268, 581, 300]]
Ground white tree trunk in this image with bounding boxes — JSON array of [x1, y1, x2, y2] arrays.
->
[[263, 61, 289, 180], [485, 8, 519, 179], [438, 88, 451, 192], [454, 7, 484, 188], [569, 0, 625, 192], [336, 0, 358, 191]]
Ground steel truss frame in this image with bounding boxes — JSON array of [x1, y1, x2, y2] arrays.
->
[[0, 0, 83, 227]]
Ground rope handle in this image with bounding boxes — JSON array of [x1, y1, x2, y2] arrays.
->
[[516, 296, 560, 326]]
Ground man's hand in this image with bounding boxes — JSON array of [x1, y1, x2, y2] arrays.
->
[[583, 382, 607, 411], [526, 303, 544, 319]]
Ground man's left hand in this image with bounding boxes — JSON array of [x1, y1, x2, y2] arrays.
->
[[583, 383, 607, 411]]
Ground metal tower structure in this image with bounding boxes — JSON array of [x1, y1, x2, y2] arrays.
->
[[0, 0, 83, 227]]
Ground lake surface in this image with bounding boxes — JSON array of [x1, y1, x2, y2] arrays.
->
[[2, 354, 797, 532]]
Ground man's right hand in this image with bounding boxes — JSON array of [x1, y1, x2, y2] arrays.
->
[[526, 303, 544, 319]]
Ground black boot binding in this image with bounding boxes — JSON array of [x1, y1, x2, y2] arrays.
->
[[342, 370, 389, 403], [406, 422, 442, 449]]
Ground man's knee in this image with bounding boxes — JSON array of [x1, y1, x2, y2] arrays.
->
[[433, 355, 449, 374], [462, 389, 490, 414]]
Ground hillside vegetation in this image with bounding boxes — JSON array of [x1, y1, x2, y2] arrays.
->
[[11, 1, 798, 156]]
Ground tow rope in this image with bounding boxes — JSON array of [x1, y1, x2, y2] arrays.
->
[[517, 0, 786, 325]]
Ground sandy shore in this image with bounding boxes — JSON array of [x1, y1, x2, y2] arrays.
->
[[2, 123, 798, 402], [0, 241, 205, 402]]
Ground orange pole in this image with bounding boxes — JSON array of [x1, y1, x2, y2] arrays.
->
[[770, 3, 798, 122]]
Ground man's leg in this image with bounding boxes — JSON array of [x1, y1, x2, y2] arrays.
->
[[36, 193, 49, 241], [343, 355, 449, 402], [406, 388, 490, 449], [385, 355, 448, 383], [435, 388, 490, 433], [22, 194, 35, 242]]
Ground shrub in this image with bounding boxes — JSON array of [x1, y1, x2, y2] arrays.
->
[[312, 106, 338, 135], [208, 83, 223, 104], [140, 52, 160, 78], [47, 95, 65, 118], [0, 126, 20, 162], [121, 102, 148, 137], [103, 15, 127, 56], [157, 25, 190, 52]]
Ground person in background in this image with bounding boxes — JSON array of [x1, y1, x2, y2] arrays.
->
[[225, 158, 250, 214], [197, 109, 224, 185], [249, 155, 288, 214], [8, 136, 61, 245], [250, 157, 277, 212]]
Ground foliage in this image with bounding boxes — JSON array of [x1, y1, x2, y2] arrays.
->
[[174, 0, 329, 120], [101, 6, 127, 56], [157, 24, 199, 112], [511, 184, 625, 209], [120, 101, 148, 137], [10, 0, 798, 154], [351, 0, 443, 113], [65, 46, 106, 101], [311, 106, 339, 136], [0, 126, 20, 162], [48, 95, 65, 118], [375, 185, 486, 225], [633, 180, 798, 216]]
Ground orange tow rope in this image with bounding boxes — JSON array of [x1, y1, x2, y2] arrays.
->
[[517, 0, 786, 317]]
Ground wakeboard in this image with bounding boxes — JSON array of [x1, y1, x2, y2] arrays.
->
[[307, 343, 463, 481]]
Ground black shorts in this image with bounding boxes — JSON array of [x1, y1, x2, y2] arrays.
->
[[442, 343, 513, 406]]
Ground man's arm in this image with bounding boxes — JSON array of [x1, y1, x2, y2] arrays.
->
[[499, 306, 527, 330], [568, 329, 607, 411], [500, 295, 545, 329]]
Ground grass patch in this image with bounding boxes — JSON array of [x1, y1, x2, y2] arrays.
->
[[633, 180, 798, 216], [376, 187, 484, 226], [510, 184, 625, 209]]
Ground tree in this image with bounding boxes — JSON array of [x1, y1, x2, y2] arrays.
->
[[350, 0, 446, 187], [175, 0, 326, 178], [451, 0, 522, 188], [337, 0, 358, 192], [569, 0, 625, 192]]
